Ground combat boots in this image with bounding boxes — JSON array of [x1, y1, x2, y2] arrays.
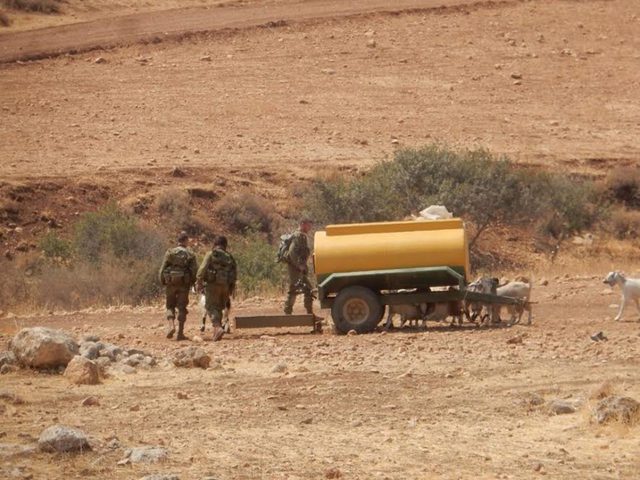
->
[[166, 318, 176, 339], [176, 321, 188, 341]]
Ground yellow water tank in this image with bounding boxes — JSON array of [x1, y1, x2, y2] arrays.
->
[[313, 219, 470, 279]]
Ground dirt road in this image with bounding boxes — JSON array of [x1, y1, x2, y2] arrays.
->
[[0, 0, 503, 63]]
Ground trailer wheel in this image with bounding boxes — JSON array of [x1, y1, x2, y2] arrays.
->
[[331, 286, 383, 334]]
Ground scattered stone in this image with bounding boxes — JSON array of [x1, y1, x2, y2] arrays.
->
[[38, 425, 91, 453], [0, 364, 17, 374], [595, 396, 640, 425], [590, 331, 608, 342], [347, 330, 358, 336], [170, 167, 187, 178], [79, 342, 100, 360], [590, 381, 614, 400], [506, 335, 523, 345], [10, 327, 78, 369], [300, 417, 313, 425], [533, 462, 543, 472], [271, 362, 287, 374], [325, 467, 342, 479], [540, 279, 549, 286], [100, 343, 123, 361], [121, 446, 168, 464], [94, 57, 107, 64], [64, 356, 100, 385], [191, 335, 203, 344], [176, 392, 189, 400], [200, 55, 212, 62], [83, 334, 100, 342], [522, 393, 545, 408], [0, 351, 17, 368], [548, 399, 576, 415], [511, 73, 522, 79], [321, 68, 336, 75], [94, 356, 112, 370], [123, 353, 145, 367], [81, 396, 100, 407], [172, 346, 210, 369]]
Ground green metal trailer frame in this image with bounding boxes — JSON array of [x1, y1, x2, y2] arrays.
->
[[316, 266, 524, 334]]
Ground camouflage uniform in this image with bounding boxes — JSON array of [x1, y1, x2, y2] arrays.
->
[[196, 247, 237, 328], [159, 245, 198, 339], [284, 228, 313, 314]]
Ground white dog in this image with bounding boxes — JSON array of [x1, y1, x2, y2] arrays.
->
[[603, 271, 640, 321]]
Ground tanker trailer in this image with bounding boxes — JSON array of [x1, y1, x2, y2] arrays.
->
[[313, 219, 519, 334]]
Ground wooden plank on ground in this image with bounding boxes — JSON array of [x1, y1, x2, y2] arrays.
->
[[234, 314, 320, 331]]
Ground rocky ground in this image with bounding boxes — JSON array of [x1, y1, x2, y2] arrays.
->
[[1, 273, 640, 479]]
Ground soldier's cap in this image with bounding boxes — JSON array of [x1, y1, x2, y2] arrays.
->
[[177, 231, 189, 243]]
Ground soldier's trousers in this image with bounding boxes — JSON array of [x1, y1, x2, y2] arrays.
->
[[204, 283, 231, 327], [284, 264, 313, 314], [165, 285, 190, 323]]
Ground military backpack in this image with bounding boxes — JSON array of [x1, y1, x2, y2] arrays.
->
[[205, 249, 236, 285], [275, 233, 294, 263], [163, 247, 192, 286]]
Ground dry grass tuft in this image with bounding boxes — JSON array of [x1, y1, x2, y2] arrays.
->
[[589, 381, 615, 401]]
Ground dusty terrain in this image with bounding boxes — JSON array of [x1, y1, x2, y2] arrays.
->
[[2, 273, 640, 479], [1, 0, 640, 478]]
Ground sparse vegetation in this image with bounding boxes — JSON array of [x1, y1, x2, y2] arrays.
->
[[2, 0, 60, 14], [606, 166, 640, 208], [305, 145, 604, 252], [231, 233, 283, 296], [154, 188, 193, 231], [608, 208, 640, 240], [216, 190, 276, 235], [38, 232, 72, 259]]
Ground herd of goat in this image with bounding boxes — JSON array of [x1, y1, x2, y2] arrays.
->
[[384, 271, 640, 330]]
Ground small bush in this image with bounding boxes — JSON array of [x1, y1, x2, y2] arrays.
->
[[0, 11, 10, 26], [231, 233, 283, 296], [606, 167, 640, 208], [217, 191, 275, 234], [2, 0, 60, 14], [74, 203, 165, 264], [608, 208, 640, 240], [38, 232, 72, 259], [155, 188, 193, 231]]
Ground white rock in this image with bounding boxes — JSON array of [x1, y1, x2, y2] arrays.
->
[[123, 446, 168, 464], [172, 347, 210, 369], [38, 425, 91, 453], [10, 327, 78, 369]]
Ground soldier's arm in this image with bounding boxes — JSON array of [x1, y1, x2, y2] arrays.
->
[[287, 235, 305, 270], [196, 252, 210, 283], [188, 254, 199, 286], [158, 250, 170, 284], [229, 256, 238, 293]]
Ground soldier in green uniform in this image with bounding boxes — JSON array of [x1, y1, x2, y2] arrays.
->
[[159, 231, 198, 341], [283, 219, 314, 315], [196, 235, 237, 342]]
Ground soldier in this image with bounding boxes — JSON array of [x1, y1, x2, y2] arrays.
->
[[283, 218, 314, 315], [159, 231, 198, 341], [196, 235, 237, 342]]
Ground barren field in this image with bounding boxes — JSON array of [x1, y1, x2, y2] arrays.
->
[[2, 274, 640, 479], [1, 0, 640, 478]]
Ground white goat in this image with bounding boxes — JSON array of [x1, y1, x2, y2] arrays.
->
[[493, 280, 532, 325], [603, 271, 640, 321], [384, 303, 428, 330], [466, 277, 498, 325]]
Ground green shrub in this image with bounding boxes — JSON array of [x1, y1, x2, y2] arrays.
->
[[2, 0, 60, 13], [74, 203, 165, 263], [216, 191, 276, 235], [304, 144, 605, 251], [38, 232, 72, 259], [606, 167, 640, 208], [231, 233, 283, 296]]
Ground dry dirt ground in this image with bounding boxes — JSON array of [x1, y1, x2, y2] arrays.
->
[[2, 273, 640, 480], [1, 0, 640, 478]]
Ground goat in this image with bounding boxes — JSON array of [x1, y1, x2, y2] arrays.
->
[[493, 280, 532, 325], [423, 295, 465, 327], [465, 277, 498, 325], [603, 271, 640, 321], [384, 303, 428, 330]]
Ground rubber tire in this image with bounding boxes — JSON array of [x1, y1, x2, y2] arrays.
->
[[331, 286, 383, 335]]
